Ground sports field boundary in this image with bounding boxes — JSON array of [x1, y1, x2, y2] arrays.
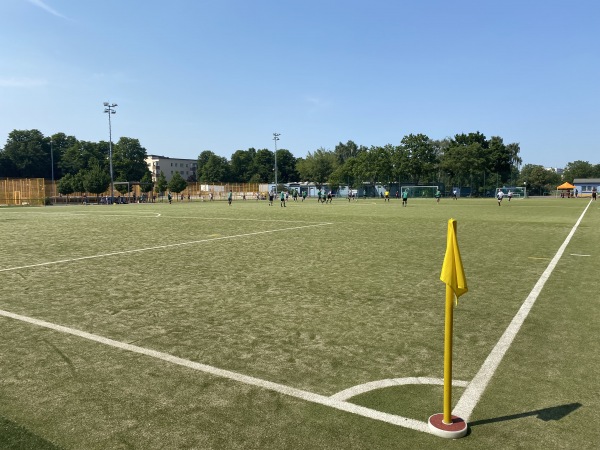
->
[[0, 201, 591, 436]]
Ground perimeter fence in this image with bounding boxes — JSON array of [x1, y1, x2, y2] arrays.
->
[[0, 178, 46, 206]]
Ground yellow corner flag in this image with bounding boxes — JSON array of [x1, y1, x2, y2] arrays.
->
[[440, 219, 468, 302], [439, 219, 468, 426]]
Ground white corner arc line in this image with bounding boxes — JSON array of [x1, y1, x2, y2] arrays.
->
[[0, 222, 331, 273], [330, 377, 469, 401], [453, 200, 593, 422], [0, 308, 429, 434]]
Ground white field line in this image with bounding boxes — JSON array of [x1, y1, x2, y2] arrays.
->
[[330, 377, 469, 401], [0, 308, 429, 433], [453, 199, 593, 421], [0, 222, 331, 273], [17, 211, 327, 225]]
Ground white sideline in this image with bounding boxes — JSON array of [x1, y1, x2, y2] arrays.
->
[[453, 199, 593, 421], [0, 222, 331, 273], [330, 377, 469, 401], [0, 308, 428, 433]]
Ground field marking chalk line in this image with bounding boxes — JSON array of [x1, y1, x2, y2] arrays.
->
[[0, 222, 332, 273], [330, 377, 469, 401], [453, 199, 593, 422], [0, 308, 429, 434]]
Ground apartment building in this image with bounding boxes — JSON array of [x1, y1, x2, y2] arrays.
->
[[145, 154, 197, 182]]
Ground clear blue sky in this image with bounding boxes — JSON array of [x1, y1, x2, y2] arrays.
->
[[1, 0, 599, 169]]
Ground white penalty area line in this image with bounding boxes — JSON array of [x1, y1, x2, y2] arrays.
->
[[453, 199, 593, 422], [0, 222, 331, 273], [0, 308, 429, 434]]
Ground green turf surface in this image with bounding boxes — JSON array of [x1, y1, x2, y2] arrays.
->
[[1, 197, 598, 448]]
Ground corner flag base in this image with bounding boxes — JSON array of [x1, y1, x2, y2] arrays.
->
[[428, 413, 468, 439]]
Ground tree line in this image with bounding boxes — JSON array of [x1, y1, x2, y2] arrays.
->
[[1, 128, 599, 196]]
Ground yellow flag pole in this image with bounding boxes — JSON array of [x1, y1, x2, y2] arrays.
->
[[429, 218, 468, 438], [443, 284, 454, 424]]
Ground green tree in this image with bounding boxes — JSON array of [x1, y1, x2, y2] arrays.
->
[[113, 137, 150, 182], [252, 149, 274, 182], [334, 140, 359, 165], [82, 165, 110, 196], [156, 171, 168, 195], [168, 171, 188, 195], [197, 150, 215, 180], [59, 140, 107, 176], [140, 171, 154, 194], [201, 154, 230, 182], [47, 132, 76, 180], [441, 133, 488, 194], [296, 148, 337, 187], [562, 160, 596, 181], [57, 173, 76, 201], [2, 129, 49, 178], [518, 164, 561, 196], [230, 148, 256, 182], [327, 165, 347, 192], [0, 152, 16, 177], [275, 149, 298, 182], [401, 134, 439, 185]]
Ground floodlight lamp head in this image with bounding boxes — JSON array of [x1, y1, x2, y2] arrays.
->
[[104, 102, 109, 106]]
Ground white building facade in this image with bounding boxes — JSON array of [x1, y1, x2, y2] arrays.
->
[[145, 155, 197, 183]]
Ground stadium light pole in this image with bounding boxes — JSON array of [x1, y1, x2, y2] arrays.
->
[[273, 133, 280, 194], [103, 102, 117, 203], [50, 135, 54, 204]]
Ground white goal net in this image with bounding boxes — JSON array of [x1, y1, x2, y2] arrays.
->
[[400, 186, 439, 198]]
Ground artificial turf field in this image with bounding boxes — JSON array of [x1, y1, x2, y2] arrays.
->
[[0, 196, 599, 449]]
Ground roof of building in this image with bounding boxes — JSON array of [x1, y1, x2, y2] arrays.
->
[[573, 178, 600, 184]]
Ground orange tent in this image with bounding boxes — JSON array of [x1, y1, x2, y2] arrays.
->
[[557, 182, 575, 190]]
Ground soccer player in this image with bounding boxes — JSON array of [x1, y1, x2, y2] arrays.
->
[[497, 189, 504, 206], [402, 190, 408, 207], [280, 191, 286, 207], [435, 189, 441, 203], [228, 190, 233, 206]]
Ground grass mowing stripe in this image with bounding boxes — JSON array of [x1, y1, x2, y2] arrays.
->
[[453, 199, 593, 421], [0, 222, 332, 273], [0, 308, 430, 434]]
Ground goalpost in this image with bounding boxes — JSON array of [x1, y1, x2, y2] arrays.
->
[[495, 186, 526, 199], [401, 186, 439, 198]]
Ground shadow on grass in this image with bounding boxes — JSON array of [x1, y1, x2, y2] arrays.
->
[[469, 402, 582, 427], [0, 415, 63, 449]]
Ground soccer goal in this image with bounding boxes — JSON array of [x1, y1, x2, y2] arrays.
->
[[495, 186, 526, 199], [401, 186, 439, 198]]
